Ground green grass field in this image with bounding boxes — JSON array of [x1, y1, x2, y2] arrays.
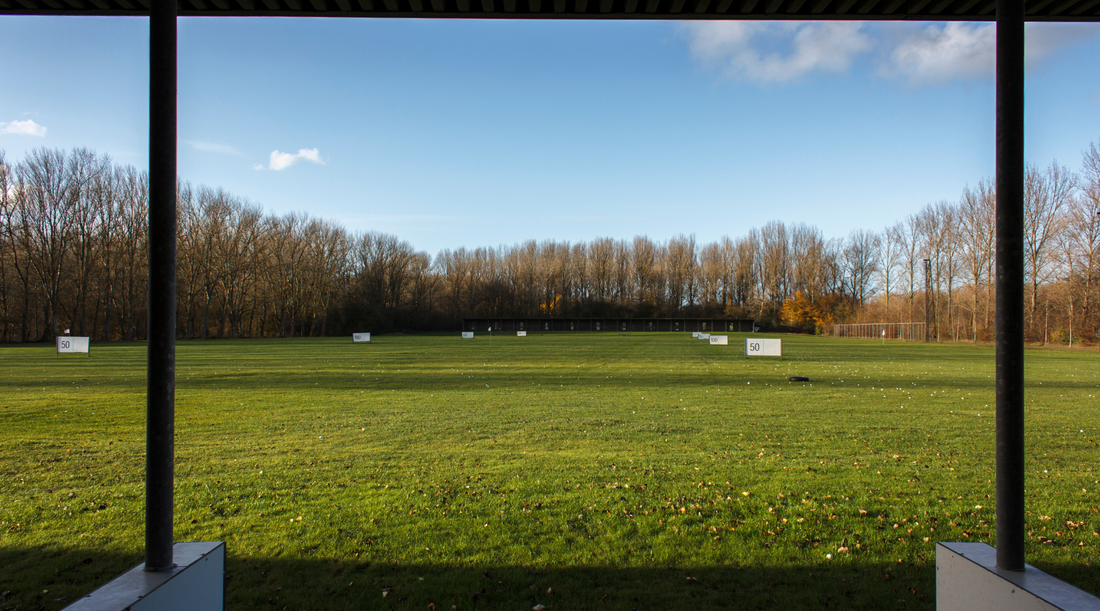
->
[[1, 333, 1097, 610]]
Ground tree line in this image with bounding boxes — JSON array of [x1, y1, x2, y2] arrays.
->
[[1, 142, 1098, 344]]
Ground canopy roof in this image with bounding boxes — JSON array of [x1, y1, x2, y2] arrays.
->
[[1, 0, 1097, 21]]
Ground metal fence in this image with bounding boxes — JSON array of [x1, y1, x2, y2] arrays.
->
[[832, 322, 926, 342]]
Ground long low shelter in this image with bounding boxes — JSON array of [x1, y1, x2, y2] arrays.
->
[[3, 0, 1091, 592], [463, 317, 755, 333]]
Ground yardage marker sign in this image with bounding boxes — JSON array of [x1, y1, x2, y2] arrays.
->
[[462, 332, 474, 339], [352, 333, 371, 342], [57, 336, 90, 355], [745, 338, 781, 357]]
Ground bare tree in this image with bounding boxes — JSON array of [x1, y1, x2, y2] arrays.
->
[[789, 223, 827, 303], [1024, 161, 1077, 338], [0, 152, 18, 342], [90, 165, 124, 340], [878, 223, 904, 321], [589, 237, 615, 305], [960, 180, 996, 339], [895, 215, 922, 323], [698, 241, 723, 308], [571, 242, 590, 310], [437, 246, 471, 323], [666, 233, 697, 311], [757, 221, 790, 315], [517, 240, 540, 316], [914, 202, 951, 339], [407, 250, 438, 325], [730, 232, 758, 314], [215, 196, 266, 337], [844, 229, 880, 311], [612, 239, 632, 307], [937, 201, 963, 340], [16, 149, 80, 339], [1066, 139, 1100, 342], [115, 167, 148, 340], [632, 236, 659, 314], [0, 152, 35, 342]]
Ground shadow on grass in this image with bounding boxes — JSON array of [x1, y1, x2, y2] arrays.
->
[[3, 543, 940, 611], [4, 544, 1099, 611]]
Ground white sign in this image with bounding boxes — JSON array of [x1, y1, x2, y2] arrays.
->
[[692, 332, 699, 338], [517, 331, 527, 337], [698, 333, 711, 340], [352, 332, 371, 342], [462, 332, 474, 339], [57, 336, 90, 354], [745, 338, 782, 357], [709, 335, 728, 345]]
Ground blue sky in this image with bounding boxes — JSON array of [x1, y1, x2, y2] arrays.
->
[[2, 16, 1099, 256]]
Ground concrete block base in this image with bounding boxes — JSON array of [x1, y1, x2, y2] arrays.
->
[[937, 542, 1100, 611], [63, 542, 224, 611]]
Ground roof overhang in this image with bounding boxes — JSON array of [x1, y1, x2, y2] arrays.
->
[[1, 0, 1098, 22]]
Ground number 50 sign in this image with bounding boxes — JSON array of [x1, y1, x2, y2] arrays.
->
[[745, 338, 782, 357], [57, 336, 91, 355]]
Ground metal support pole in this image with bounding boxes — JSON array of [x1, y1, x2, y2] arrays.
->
[[995, 0, 1026, 572], [146, 0, 177, 573], [924, 259, 932, 342]]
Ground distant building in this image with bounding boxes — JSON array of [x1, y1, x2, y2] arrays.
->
[[463, 318, 755, 333]]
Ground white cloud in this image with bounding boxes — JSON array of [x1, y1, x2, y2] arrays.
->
[[683, 21, 1100, 87], [1025, 22, 1100, 63], [0, 119, 47, 137], [882, 23, 993, 84], [681, 21, 872, 83], [187, 140, 244, 156], [265, 148, 325, 171], [880, 22, 1100, 85]]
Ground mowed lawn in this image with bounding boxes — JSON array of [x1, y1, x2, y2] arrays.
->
[[1, 333, 1097, 610]]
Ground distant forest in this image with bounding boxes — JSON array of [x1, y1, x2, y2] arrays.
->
[[2, 143, 1098, 344]]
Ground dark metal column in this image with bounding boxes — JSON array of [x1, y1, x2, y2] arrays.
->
[[995, 0, 1026, 572], [146, 0, 178, 572], [924, 258, 932, 342]]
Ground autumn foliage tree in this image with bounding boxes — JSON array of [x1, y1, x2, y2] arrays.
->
[[780, 291, 845, 333]]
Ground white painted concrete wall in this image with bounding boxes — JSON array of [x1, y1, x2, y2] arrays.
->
[[937, 542, 1100, 611], [64, 542, 224, 611]]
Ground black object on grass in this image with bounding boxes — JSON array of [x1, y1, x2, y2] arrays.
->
[[788, 376, 809, 382]]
